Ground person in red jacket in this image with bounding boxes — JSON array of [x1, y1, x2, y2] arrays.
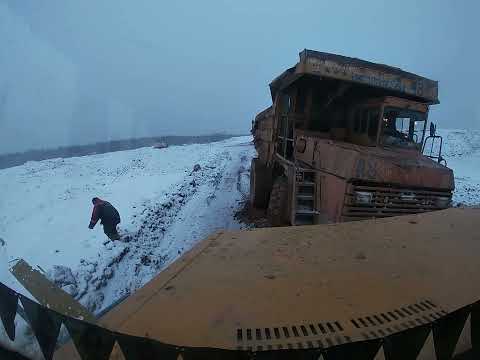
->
[[88, 197, 121, 240]]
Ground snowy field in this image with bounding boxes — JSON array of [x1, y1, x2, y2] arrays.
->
[[0, 136, 255, 315], [438, 129, 480, 206]]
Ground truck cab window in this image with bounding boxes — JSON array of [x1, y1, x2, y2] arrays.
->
[[382, 108, 425, 149], [310, 89, 331, 132], [351, 107, 380, 145], [368, 110, 379, 138], [280, 94, 291, 114], [295, 87, 306, 113]]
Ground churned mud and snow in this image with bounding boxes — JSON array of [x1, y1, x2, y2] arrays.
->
[[0, 136, 254, 316]]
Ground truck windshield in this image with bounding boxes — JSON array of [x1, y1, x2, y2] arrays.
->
[[381, 108, 426, 149]]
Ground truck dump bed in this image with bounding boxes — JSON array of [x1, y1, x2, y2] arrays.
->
[[270, 49, 439, 104]]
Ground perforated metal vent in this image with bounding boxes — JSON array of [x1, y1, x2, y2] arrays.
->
[[349, 300, 447, 340], [236, 321, 350, 351], [235, 299, 447, 351]]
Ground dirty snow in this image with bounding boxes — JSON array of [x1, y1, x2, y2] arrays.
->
[[0, 136, 254, 314], [438, 129, 480, 206]]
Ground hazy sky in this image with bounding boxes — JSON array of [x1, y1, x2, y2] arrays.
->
[[0, 1, 478, 153]]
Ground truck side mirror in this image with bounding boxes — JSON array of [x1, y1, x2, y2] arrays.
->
[[429, 122, 436, 137]]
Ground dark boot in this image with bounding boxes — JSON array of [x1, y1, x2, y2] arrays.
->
[[104, 223, 120, 240]]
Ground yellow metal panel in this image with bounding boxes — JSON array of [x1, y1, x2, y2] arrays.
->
[[11, 259, 95, 323], [95, 208, 480, 353]]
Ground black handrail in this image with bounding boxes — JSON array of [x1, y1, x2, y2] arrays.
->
[[422, 134, 446, 166]]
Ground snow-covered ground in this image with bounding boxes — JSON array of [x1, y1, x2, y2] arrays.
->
[[0, 136, 254, 314], [437, 129, 480, 206]]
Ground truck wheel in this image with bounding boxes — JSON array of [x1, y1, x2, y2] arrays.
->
[[250, 158, 272, 209], [267, 176, 288, 226]]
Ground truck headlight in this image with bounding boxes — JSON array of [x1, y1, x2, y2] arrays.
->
[[436, 197, 451, 208], [354, 191, 373, 205], [400, 193, 416, 202]]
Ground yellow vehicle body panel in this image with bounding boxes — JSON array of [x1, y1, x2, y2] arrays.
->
[[56, 208, 480, 359]]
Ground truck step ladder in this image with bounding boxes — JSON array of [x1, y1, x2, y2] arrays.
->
[[294, 169, 317, 225]]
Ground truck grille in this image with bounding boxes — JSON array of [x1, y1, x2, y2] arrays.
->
[[342, 183, 452, 221]]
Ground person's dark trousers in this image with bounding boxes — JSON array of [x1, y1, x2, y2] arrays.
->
[[103, 222, 120, 240]]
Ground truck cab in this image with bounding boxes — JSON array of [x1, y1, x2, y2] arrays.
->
[[251, 50, 454, 226]]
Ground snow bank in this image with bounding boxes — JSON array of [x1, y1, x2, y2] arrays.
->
[[439, 129, 480, 206], [0, 136, 254, 313]]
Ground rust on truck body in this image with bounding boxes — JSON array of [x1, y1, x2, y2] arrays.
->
[[270, 50, 439, 104], [251, 50, 453, 225]]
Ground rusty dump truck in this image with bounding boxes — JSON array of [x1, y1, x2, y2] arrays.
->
[[251, 49, 453, 226]]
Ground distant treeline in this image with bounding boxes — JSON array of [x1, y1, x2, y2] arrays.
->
[[0, 134, 240, 170]]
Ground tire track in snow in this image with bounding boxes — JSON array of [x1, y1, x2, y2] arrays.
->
[[64, 144, 254, 313]]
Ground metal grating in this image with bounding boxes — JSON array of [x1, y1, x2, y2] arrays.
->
[[236, 321, 350, 351], [235, 300, 448, 351], [349, 300, 448, 340], [343, 183, 452, 220]]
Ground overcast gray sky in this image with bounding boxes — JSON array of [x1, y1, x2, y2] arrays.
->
[[0, 0, 478, 153]]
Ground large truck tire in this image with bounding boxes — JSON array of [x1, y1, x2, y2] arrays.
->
[[267, 176, 288, 226], [250, 158, 272, 209]]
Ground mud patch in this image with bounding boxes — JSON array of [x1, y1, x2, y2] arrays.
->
[[70, 148, 252, 313], [234, 200, 271, 228]]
